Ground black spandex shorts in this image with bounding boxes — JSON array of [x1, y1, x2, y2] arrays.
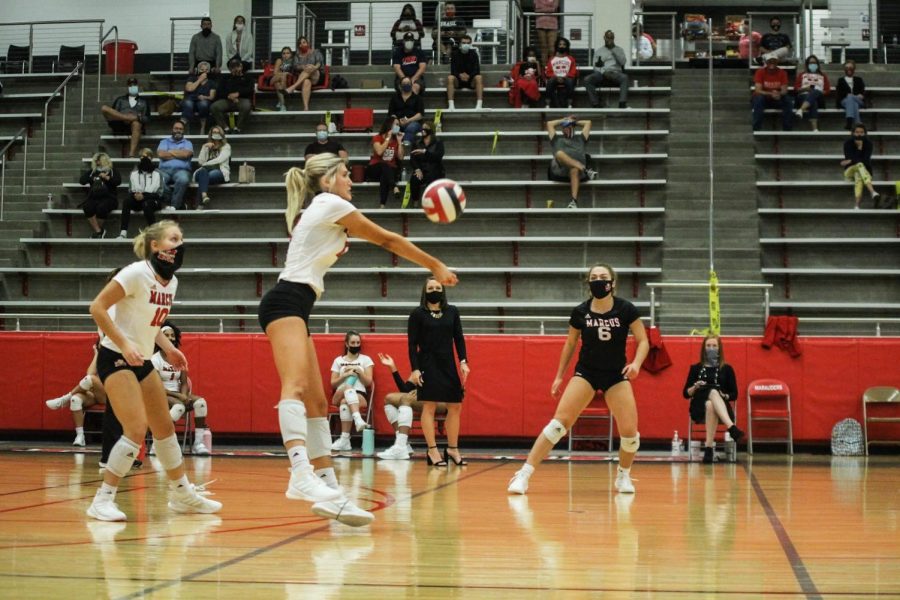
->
[[258, 280, 316, 333], [573, 364, 628, 393], [96, 346, 155, 384]]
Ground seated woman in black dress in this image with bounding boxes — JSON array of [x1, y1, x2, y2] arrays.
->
[[682, 335, 744, 463]]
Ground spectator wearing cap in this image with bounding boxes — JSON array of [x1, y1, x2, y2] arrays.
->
[[392, 32, 428, 95], [585, 30, 629, 109], [752, 55, 793, 131], [447, 33, 483, 110], [100, 77, 150, 158], [188, 17, 223, 73], [181, 61, 216, 134], [546, 116, 595, 209], [211, 58, 254, 134]]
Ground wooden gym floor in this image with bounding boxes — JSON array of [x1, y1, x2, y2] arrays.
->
[[0, 450, 897, 599]]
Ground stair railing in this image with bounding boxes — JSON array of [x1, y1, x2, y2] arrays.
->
[[42, 61, 83, 169], [0, 127, 29, 221]]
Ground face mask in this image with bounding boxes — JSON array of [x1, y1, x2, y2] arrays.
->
[[808, 63, 818, 73], [391, 125, 401, 135], [235, 23, 244, 32], [403, 13, 413, 19], [202, 28, 212, 37], [316, 130, 328, 141], [150, 244, 185, 280], [705, 348, 719, 364], [425, 290, 443, 304], [771, 24, 781, 31], [404, 41, 414, 51], [422, 130, 432, 137], [854, 134, 864, 140], [401, 83, 413, 93], [139, 157, 153, 171], [128, 85, 139, 96], [346, 344, 361, 355], [589, 279, 613, 299], [172, 132, 184, 141], [557, 46, 567, 54], [527, 56, 537, 63], [212, 134, 224, 141], [460, 44, 471, 53]]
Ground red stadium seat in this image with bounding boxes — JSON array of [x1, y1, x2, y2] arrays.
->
[[746, 379, 793, 454], [568, 392, 615, 453]]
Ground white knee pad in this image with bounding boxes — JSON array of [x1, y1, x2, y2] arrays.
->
[[384, 404, 399, 424], [169, 403, 186, 422], [397, 405, 414, 428], [306, 417, 331, 461], [69, 394, 84, 411], [620, 432, 641, 453], [78, 374, 93, 391], [343, 387, 359, 406], [339, 403, 352, 422], [542, 418, 567, 445], [193, 398, 208, 418], [278, 399, 307, 443], [107, 436, 141, 478], [153, 434, 184, 471]]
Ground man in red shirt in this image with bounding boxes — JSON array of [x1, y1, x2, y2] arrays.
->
[[752, 56, 793, 131]]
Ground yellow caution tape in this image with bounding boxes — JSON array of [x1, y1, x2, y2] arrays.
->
[[709, 270, 721, 336], [491, 130, 499, 155]]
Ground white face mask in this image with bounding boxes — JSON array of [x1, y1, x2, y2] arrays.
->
[[235, 23, 244, 32], [404, 41, 414, 51]]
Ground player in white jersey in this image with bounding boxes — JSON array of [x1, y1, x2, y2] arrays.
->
[[257, 153, 457, 526], [86, 220, 221, 521], [329, 330, 375, 453]]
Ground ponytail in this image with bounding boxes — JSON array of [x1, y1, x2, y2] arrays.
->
[[133, 219, 180, 259], [284, 153, 346, 232]]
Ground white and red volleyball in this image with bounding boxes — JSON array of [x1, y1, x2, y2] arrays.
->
[[422, 178, 466, 224]]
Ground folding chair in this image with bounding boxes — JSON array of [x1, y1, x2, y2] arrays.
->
[[862, 386, 900, 455], [687, 398, 737, 462], [568, 392, 615, 453], [322, 22, 352, 66], [2, 45, 30, 74], [746, 379, 793, 454], [82, 403, 106, 444], [53, 45, 85, 72]]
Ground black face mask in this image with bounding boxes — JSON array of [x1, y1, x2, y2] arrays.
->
[[854, 134, 865, 140], [557, 46, 567, 54], [139, 157, 154, 172], [771, 24, 781, 31], [346, 344, 362, 355], [201, 28, 212, 37], [589, 279, 613, 299], [150, 244, 185, 280], [425, 290, 443, 304]]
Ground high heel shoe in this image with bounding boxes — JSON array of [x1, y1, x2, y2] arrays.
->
[[426, 446, 447, 467], [444, 446, 468, 466]]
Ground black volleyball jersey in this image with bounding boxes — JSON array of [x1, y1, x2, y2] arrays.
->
[[569, 297, 640, 371]]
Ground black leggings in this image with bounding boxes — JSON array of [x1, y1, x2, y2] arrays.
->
[[365, 162, 397, 206], [409, 171, 441, 208], [120, 193, 161, 232], [82, 194, 118, 219]]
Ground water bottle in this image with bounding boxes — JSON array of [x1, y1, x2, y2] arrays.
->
[[362, 427, 375, 456], [46, 193, 53, 209], [725, 439, 737, 462], [202, 429, 213, 453], [345, 374, 358, 387], [671, 431, 681, 456]]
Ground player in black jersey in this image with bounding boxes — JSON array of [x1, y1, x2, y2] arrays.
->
[[508, 263, 648, 495]]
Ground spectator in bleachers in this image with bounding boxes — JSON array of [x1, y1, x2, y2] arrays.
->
[[534, 0, 559, 63], [793, 55, 830, 132], [79, 152, 121, 239], [304, 122, 348, 161], [632, 22, 656, 61], [366, 116, 404, 208], [841, 123, 880, 209], [751, 56, 793, 131], [546, 116, 595, 209], [585, 30, 629, 109], [285, 36, 324, 111], [447, 34, 483, 110], [194, 126, 231, 209], [120, 147, 162, 239], [188, 17, 223, 74], [433, 2, 468, 60], [391, 4, 424, 50], [837, 60, 866, 130], [272, 47, 297, 112], [156, 121, 193, 210], [545, 37, 577, 109], [181, 61, 216, 134], [100, 77, 150, 158], [758, 16, 792, 64], [409, 121, 445, 209], [508, 46, 544, 108], [738, 19, 762, 61], [225, 15, 254, 74], [389, 77, 425, 144], [392, 32, 428, 95], [211, 58, 253, 133]]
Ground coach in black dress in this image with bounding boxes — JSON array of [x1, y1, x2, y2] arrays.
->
[[408, 277, 469, 467]]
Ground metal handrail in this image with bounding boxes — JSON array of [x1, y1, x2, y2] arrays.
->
[[0, 127, 28, 221], [747, 11, 800, 69], [646, 282, 774, 327], [42, 62, 82, 169], [0, 19, 104, 74], [98, 25, 119, 102], [251, 15, 301, 69], [523, 11, 593, 64], [795, 317, 900, 337], [170, 17, 208, 71]]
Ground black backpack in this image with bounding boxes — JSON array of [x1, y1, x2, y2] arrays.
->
[[331, 75, 349, 90]]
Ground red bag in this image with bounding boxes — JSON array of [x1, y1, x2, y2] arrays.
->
[[341, 108, 374, 132], [350, 164, 366, 183]]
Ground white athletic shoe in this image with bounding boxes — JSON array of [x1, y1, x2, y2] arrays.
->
[[376, 445, 410, 460], [330, 436, 352, 454], [312, 497, 375, 527], [45, 394, 71, 410], [168, 486, 223, 514], [615, 469, 636, 494], [86, 489, 127, 521], [73, 433, 86, 447], [354, 416, 367, 433], [507, 470, 530, 495], [286, 466, 343, 502], [407, 443, 414, 455], [192, 440, 211, 456]]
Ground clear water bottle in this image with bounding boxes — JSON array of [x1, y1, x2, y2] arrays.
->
[[46, 193, 53, 209], [671, 431, 681, 456]]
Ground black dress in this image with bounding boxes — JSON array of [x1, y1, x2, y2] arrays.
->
[[682, 363, 738, 424], [408, 305, 467, 403]]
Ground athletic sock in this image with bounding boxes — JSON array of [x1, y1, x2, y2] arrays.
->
[[288, 445, 310, 472], [396, 432, 409, 447], [100, 482, 117, 496], [314, 467, 340, 490], [75, 427, 84, 435], [340, 432, 350, 440], [617, 465, 631, 475], [169, 474, 190, 493], [520, 463, 535, 476]]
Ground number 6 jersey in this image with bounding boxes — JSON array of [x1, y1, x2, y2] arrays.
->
[[100, 260, 177, 358], [569, 296, 640, 372]]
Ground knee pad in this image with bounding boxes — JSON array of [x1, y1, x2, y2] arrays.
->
[[153, 434, 184, 471], [384, 404, 399, 424], [107, 436, 141, 478], [343, 387, 359, 406], [193, 398, 208, 418], [397, 405, 414, 428], [620, 432, 641, 453], [78, 374, 93, 391], [306, 417, 331, 461], [339, 403, 352, 423], [169, 403, 186, 422], [70, 394, 84, 412], [542, 418, 567, 445], [278, 399, 307, 443]]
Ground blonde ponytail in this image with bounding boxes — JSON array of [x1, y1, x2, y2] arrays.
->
[[133, 219, 180, 259], [284, 153, 346, 232]]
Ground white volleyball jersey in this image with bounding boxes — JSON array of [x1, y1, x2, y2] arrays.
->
[[331, 353, 374, 393], [151, 351, 181, 393], [100, 260, 177, 358], [279, 192, 355, 297]]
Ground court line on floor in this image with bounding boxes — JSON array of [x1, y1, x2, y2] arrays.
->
[[744, 464, 822, 600], [115, 460, 509, 600]]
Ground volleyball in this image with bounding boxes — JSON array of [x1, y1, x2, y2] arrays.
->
[[422, 179, 466, 224]]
